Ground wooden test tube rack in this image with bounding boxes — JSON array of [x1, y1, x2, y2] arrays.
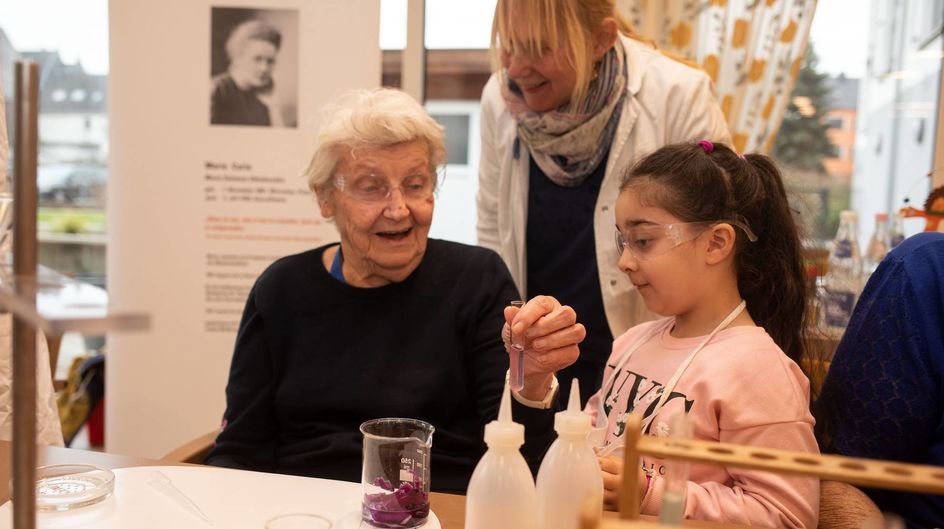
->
[[587, 413, 944, 527]]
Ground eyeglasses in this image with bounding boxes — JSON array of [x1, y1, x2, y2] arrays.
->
[[615, 220, 758, 261], [333, 172, 435, 204]]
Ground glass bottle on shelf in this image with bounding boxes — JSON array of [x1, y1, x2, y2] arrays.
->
[[820, 210, 863, 337], [889, 210, 906, 249], [864, 212, 890, 274]]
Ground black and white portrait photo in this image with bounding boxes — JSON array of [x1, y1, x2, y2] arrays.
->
[[210, 7, 298, 128]]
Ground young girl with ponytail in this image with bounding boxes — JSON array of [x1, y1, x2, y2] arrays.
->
[[588, 140, 818, 528]]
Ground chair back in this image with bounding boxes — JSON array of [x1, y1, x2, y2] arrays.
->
[[160, 430, 218, 464]]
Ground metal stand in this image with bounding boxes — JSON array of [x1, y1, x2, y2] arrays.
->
[[12, 59, 39, 529]]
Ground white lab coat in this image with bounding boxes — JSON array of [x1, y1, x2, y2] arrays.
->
[[477, 35, 732, 338]]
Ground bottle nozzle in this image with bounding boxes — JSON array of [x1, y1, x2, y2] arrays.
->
[[484, 380, 525, 447], [555, 379, 592, 437], [567, 379, 581, 412], [498, 379, 512, 424]]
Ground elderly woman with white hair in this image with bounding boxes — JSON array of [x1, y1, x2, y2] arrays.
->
[[210, 18, 283, 126], [206, 88, 585, 492]]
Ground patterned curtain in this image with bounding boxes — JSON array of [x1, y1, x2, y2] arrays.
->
[[617, 0, 818, 154]]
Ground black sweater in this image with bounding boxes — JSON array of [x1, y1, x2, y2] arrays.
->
[[206, 239, 555, 492]]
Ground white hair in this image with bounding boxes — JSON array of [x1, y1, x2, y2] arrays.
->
[[225, 19, 281, 60], [306, 88, 446, 195]]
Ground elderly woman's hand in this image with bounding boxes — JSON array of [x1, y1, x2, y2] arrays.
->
[[502, 296, 585, 401]]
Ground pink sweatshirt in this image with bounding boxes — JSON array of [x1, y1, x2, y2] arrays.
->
[[586, 320, 819, 529]]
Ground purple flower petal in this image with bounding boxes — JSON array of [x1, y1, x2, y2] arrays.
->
[[363, 480, 429, 527]]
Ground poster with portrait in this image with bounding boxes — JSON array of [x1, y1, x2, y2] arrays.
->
[[209, 7, 298, 128], [108, 0, 380, 458]]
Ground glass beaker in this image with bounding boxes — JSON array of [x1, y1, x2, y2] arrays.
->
[[360, 418, 434, 529]]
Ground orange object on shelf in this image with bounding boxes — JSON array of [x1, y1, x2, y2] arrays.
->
[[901, 184, 944, 233]]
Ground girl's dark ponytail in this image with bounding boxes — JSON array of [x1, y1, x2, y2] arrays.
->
[[737, 154, 810, 367]]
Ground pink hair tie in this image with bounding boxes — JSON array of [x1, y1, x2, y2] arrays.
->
[[698, 140, 714, 153], [738, 153, 747, 160]]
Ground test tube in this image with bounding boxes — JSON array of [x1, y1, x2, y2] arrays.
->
[[659, 412, 693, 525], [509, 300, 526, 391]]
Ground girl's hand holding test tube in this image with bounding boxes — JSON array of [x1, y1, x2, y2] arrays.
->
[[501, 295, 586, 401]]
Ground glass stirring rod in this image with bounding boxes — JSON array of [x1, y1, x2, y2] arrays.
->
[[509, 300, 526, 391]]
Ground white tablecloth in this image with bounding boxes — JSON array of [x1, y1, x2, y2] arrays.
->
[[0, 465, 441, 529]]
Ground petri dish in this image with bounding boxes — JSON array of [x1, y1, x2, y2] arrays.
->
[[28, 464, 115, 511], [265, 513, 333, 529]]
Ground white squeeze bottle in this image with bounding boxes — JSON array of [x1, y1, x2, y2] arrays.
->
[[465, 382, 538, 529], [536, 380, 604, 529]]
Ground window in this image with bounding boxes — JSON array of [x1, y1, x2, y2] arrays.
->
[[868, 1, 905, 77], [429, 114, 470, 165], [380, 0, 494, 244], [425, 100, 481, 245], [915, 0, 944, 45], [784, 0, 942, 250], [2, 0, 110, 390]]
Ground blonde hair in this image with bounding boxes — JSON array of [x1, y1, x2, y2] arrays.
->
[[305, 88, 446, 195], [490, 0, 700, 109]]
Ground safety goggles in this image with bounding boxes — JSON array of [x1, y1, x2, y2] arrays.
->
[[333, 172, 435, 204], [615, 220, 758, 261]]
